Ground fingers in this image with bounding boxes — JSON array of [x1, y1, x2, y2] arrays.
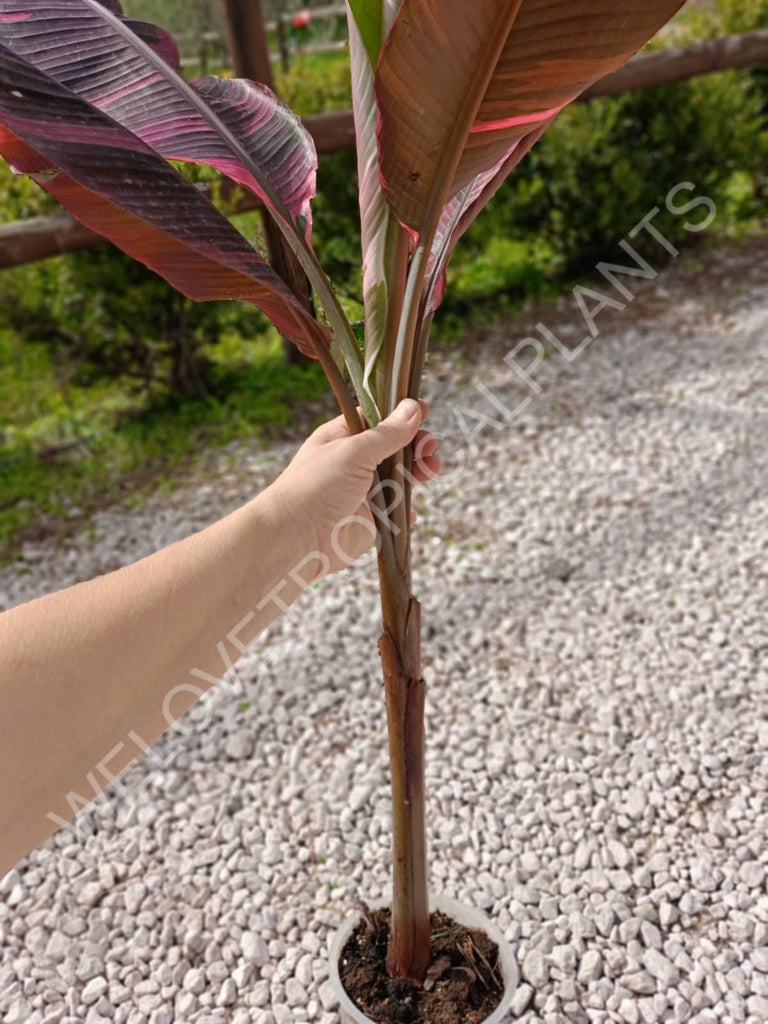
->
[[412, 427, 440, 483], [351, 398, 425, 467], [309, 411, 359, 445], [310, 401, 430, 448], [413, 428, 437, 457], [409, 431, 441, 523], [412, 453, 441, 484], [310, 401, 440, 483]]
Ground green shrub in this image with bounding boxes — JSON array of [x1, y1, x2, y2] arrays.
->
[[0, 159, 273, 400], [664, 0, 768, 61], [311, 150, 363, 306], [662, 0, 768, 130], [275, 52, 352, 115], [0, 235, 226, 399], [449, 237, 559, 303]]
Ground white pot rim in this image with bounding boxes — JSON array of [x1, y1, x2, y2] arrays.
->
[[328, 893, 519, 1024]]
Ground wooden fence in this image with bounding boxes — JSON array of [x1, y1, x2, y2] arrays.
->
[[174, 1, 347, 39], [1, 29, 766, 270], [177, 2, 349, 70]]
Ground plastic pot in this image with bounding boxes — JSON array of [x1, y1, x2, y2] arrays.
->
[[328, 894, 519, 1024]]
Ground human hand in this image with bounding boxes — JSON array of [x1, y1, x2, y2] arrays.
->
[[267, 398, 440, 578]]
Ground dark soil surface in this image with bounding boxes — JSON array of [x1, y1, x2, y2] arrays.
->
[[339, 907, 505, 1024]]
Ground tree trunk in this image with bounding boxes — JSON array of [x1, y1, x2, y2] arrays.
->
[[168, 296, 209, 398], [376, 467, 431, 983]]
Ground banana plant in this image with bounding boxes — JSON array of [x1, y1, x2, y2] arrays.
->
[[0, 0, 685, 983]]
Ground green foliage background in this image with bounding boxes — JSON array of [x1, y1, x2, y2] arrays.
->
[[0, 0, 766, 556]]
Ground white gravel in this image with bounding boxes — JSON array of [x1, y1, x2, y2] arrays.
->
[[1, 237, 767, 1024]]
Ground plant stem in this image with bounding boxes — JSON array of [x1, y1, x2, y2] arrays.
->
[[377, 506, 430, 982], [408, 311, 434, 402], [313, 341, 362, 436], [380, 222, 411, 415], [291, 241, 379, 425], [388, 241, 427, 412]]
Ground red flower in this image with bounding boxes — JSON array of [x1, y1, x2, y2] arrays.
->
[[291, 11, 311, 29]]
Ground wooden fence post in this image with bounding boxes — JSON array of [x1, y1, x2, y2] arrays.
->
[[276, 16, 290, 74]]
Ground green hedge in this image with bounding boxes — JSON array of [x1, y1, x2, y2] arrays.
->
[[472, 67, 767, 280]]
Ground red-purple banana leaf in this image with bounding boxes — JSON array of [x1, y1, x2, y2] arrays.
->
[[0, 46, 328, 356], [54, 0, 181, 69], [361, 0, 685, 407], [0, 0, 317, 234], [375, 0, 687, 235]]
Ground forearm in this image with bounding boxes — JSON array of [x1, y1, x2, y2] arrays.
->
[[0, 486, 315, 874]]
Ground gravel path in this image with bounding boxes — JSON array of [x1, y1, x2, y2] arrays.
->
[[1, 238, 767, 1024]]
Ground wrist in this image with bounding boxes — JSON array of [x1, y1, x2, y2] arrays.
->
[[251, 484, 322, 586]]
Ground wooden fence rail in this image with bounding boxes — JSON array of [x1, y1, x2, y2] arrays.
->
[[1, 30, 766, 271], [582, 28, 768, 98]]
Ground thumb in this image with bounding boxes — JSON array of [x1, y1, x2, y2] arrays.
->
[[354, 398, 424, 466]]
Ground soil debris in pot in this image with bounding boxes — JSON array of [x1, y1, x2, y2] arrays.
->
[[339, 906, 506, 1023]]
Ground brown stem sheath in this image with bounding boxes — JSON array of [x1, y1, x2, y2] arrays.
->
[[377, 530, 430, 982]]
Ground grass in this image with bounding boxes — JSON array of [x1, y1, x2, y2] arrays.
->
[[0, 327, 328, 561], [279, 49, 349, 80]]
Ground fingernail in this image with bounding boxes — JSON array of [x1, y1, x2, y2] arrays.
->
[[393, 398, 420, 422]]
